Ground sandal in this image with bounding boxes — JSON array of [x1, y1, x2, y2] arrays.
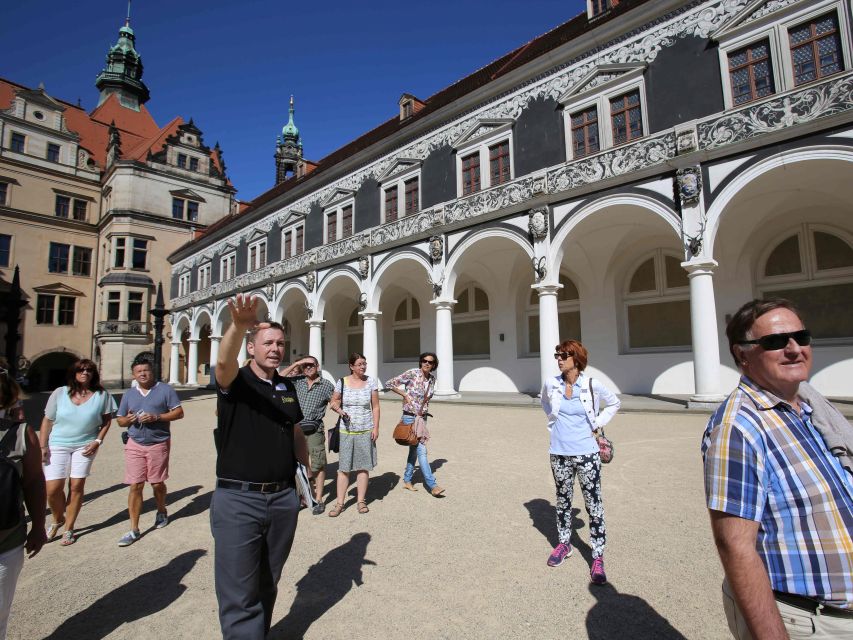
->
[[328, 503, 345, 518], [60, 530, 76, 546], [357, 501, 369, 514], [46, 521, 65, 541]]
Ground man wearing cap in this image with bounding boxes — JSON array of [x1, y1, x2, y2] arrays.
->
[[703, 298, 853, 638]]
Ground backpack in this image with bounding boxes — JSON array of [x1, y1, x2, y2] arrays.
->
[[0, 417, 25, 531]]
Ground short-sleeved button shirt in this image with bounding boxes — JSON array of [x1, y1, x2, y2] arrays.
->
[[216, 366, 303, 483], [118, 382, 182, 445]]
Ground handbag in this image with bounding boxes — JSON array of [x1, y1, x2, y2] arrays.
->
[[588, 378, 614, 464], [392, 419, 418, 446], [328, 378, 344, 453]]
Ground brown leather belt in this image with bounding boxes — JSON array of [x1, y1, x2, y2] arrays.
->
[[774, 591, 853, 618]]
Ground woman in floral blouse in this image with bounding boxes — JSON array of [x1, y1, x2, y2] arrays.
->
[[386, 352, 444, 496]]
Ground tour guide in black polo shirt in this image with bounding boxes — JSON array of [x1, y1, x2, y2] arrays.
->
[[212, 293, 310, 640]]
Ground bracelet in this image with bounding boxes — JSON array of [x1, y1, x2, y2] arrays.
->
[[95, 438, 103, 445]]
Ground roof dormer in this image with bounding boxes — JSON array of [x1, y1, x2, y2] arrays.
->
[[588, 0, 619, 21], [399, 94, 426, 121]]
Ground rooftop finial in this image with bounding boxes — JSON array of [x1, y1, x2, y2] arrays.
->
[[126, 0, 131, 26]]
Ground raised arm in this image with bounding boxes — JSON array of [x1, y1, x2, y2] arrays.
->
[[216, 294, 260, 390]]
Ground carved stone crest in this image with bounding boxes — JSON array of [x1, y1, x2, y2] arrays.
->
[[676, 167, 702, 208], [429, 236, 444, 264], [358, 256, 369, 279], [528, 208, 548, 241], [265, 283, 275, 300], [304, 300, 313, 319], [676, 129, 697, 155], [427, 268, 443, 298], [532, 257, 547, 283], [358, 292, 368, 311], [306, 271, 316, 292]]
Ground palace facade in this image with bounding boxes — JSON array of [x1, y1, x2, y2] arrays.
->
[[168, 0, 853, 401]]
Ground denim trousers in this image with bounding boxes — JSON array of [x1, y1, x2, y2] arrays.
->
[[400, 414, 436, 490]]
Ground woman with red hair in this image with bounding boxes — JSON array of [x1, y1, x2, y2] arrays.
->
[[540, 339, 620, 584]]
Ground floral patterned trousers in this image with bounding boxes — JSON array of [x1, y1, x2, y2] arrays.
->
[[550, 453, 606, 558]]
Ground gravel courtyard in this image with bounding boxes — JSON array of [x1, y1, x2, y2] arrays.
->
[[10, 396, 729, 639]]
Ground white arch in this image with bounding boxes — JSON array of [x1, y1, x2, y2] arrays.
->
[[172, 313, 191, 336], [191, 307, 213, 340], [273, 280, 310, 313], [549, 194, 681, 278], [443, 227, 534, 300], [213, 301, 230, 336], [315, 269, 362, 318], [705, 146, 853, 258], [367, 250, 432, 312]]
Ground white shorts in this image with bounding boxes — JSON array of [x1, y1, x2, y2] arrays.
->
[[43, 444, 97, 481]]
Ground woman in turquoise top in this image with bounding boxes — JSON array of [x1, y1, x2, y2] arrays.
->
[[39, 360, 116, 545]]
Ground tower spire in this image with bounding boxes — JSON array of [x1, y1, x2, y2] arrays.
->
[[95, 6, 150, 109], [275, 95, 304, 184], [126, 0, 132, 26]]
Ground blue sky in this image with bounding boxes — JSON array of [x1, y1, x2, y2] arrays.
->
[[1, 1, 586, 201]]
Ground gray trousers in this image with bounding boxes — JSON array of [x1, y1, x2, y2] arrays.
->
[[211, 486, 299, 640]]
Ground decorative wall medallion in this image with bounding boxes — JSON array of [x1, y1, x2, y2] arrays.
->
[[427, 268, 443, 298], [528, 208, 548, 241], [306, 271, 316, 292], [304, 300, 313, 319], [429, 235, 444, 264], [676, 166, 702, 208], [358, 292, 368, 311], [265, 283, 275, 300], [532, 256, 547, 283], [358, 256, 370, 279], [676, 129, 697, 154]]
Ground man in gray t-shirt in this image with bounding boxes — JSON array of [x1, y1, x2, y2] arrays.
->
[[115, 356, 183, 546]]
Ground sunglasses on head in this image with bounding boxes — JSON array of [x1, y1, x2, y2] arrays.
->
[[420, 359, 436, 365], [737, 329, 811, 351], [554, 352, 574, 360]]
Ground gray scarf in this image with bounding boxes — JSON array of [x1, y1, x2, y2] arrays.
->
[[799, 381, 853, 477]]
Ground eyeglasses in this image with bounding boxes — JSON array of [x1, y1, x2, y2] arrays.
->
[[553, 352, 574, 360], [420, 359, 436, 365], [76, 367, 96, 373], [737, 329, 812, 351]]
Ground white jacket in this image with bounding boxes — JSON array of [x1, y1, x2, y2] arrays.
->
[[540, 371, 620, 432]]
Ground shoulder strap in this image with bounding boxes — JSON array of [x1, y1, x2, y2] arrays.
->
[[587, 377, 600, 431]]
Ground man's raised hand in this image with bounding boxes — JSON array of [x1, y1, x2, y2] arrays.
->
[[227, 293, 260, 328]]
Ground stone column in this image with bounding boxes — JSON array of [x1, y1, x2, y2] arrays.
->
[[168, 342, 181, 385], [431, 299, 460, 398], [534, 283, 562, 392], [209, 335, 221, 386], [360, 312, 381, 380], [187, 338, 200, 386], [308, 319, 325, 370], [684, 259, 726, 406]]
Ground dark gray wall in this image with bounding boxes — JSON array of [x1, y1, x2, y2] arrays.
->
[[267, 227, 281, 264], [355, 179, 380, 231], [236, 239, 248, 276], [210, 252, 220, 285], [645, 36, 724, 133], [190, 266, 198, 291], [514, 97, 566, 176], [421, 144, 456, 208], [305, 203, 324, 250], [170, 273, 178, 298]]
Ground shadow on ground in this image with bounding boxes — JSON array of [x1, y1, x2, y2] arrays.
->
[[42, 549, 206, 640], [270, 533, 375, 640]]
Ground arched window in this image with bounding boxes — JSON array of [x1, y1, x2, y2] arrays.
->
[[453, 284, 490, 357], [527, 273, 581, 355], [624, 250, 691, 349], [342, 307, 363, 362], [759, 225, 853, 340], [393, 296, 420, 359]]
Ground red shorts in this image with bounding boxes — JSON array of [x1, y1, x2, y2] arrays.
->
[[124, 438, 170, 484]]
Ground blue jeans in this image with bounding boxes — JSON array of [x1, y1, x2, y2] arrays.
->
[[400, 415, 436, 490]]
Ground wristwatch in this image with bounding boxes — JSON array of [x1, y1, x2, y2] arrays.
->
[[95, 438, 103, 445]]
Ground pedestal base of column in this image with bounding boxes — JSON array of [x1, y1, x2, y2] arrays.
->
[[432, 391, 461, 400], [688, 394, 727, 410]]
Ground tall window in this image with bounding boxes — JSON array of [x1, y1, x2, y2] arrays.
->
[[728, 40, 775, 105], [72, 199, 87, 221], [527, 273, 582, 354], [461, 153, 481, 195], [327, 212, 338, 243], [248, 239, 267, 270], [384, 187, 398, 222], [198, 263, 211, 289], [131, 239, 148, 269], [341, 205, 353, 238], [295, 225, 304, 254], [624, 251, 691, 350], [220, 252, 236, 281], [187, 201, 199, 222], [55, 195, 70, 218], [789, 12, 842, 86], [172, 198, 185, 219], [36, 295, 55, 324], [58, 297, 75, 325], [759, 225, 853, 339], [489, 141, 511, 186], [177, 153, 187, 169], [10, 133, 24, 153], [48, 243, 70, 273], [283, 225, 304, 259], [404, 177, 419, 215], [284, 230, 293, 259], [0, 182, 7, 206], [452, 284, 490, 357], [107, 291, 121, 320], [37, 295, 75, 325], [0, 234, 10, 267], [127, 292, 144, 322], [570, 107, 600, 158], [590, 0, 614, 17], [47, 143, 60, 163], [72, 246, 92, 276], [189, 157, 199, 172], [114, 237, 126, 268], [610, 90, 643, 145], [393, 296, 420, 358], [178, 273, 190, 297]]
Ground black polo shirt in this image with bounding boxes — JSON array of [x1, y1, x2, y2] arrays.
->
[[216, 365, 303, 482]]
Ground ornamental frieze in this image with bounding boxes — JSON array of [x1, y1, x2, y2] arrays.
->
[[698, 74, 853, 149], [314, 232, 371, 264], [445, 174, 547, 223], [370, 208, 443, 246], [742, 0, 800, 26]]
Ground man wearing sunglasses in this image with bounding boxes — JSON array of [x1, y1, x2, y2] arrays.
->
[[280, 355, 334, 514], [703, 299, 853, 638]]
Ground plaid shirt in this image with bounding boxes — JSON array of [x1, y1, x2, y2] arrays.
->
[[289, 376, 335, 423], [702, 376, 853, 608]]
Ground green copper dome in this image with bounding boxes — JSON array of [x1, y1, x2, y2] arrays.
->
[[281, 96, 300, 141]]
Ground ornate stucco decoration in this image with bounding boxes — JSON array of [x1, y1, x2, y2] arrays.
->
[[304, 300, 313, 319], [358, 256, 370, 279], [358, 292, 368, 311], [528, 208, 548, 241], [676, 166, 702, 208], [427, 270, 443, 298], [532, 257, 547, 283], [741, 0, 800, 27], [429, 235, 444, 264], [305, 271, 316, 293], [676, 126, 697, 154], [445, 174, 547, 224]]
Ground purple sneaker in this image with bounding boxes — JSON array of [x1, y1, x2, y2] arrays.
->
[[590, 556, 607, 584], [547, 543, 572, 567]]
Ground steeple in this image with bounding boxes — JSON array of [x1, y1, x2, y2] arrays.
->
[[275, 95, 304, 184], [95, 1, 150, 110]]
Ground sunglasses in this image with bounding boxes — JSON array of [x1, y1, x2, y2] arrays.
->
[[420, 359, 436, 365], [76, 367, 96, 373], [553, 352, 574, 360], [737, 329, 812, 351]]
